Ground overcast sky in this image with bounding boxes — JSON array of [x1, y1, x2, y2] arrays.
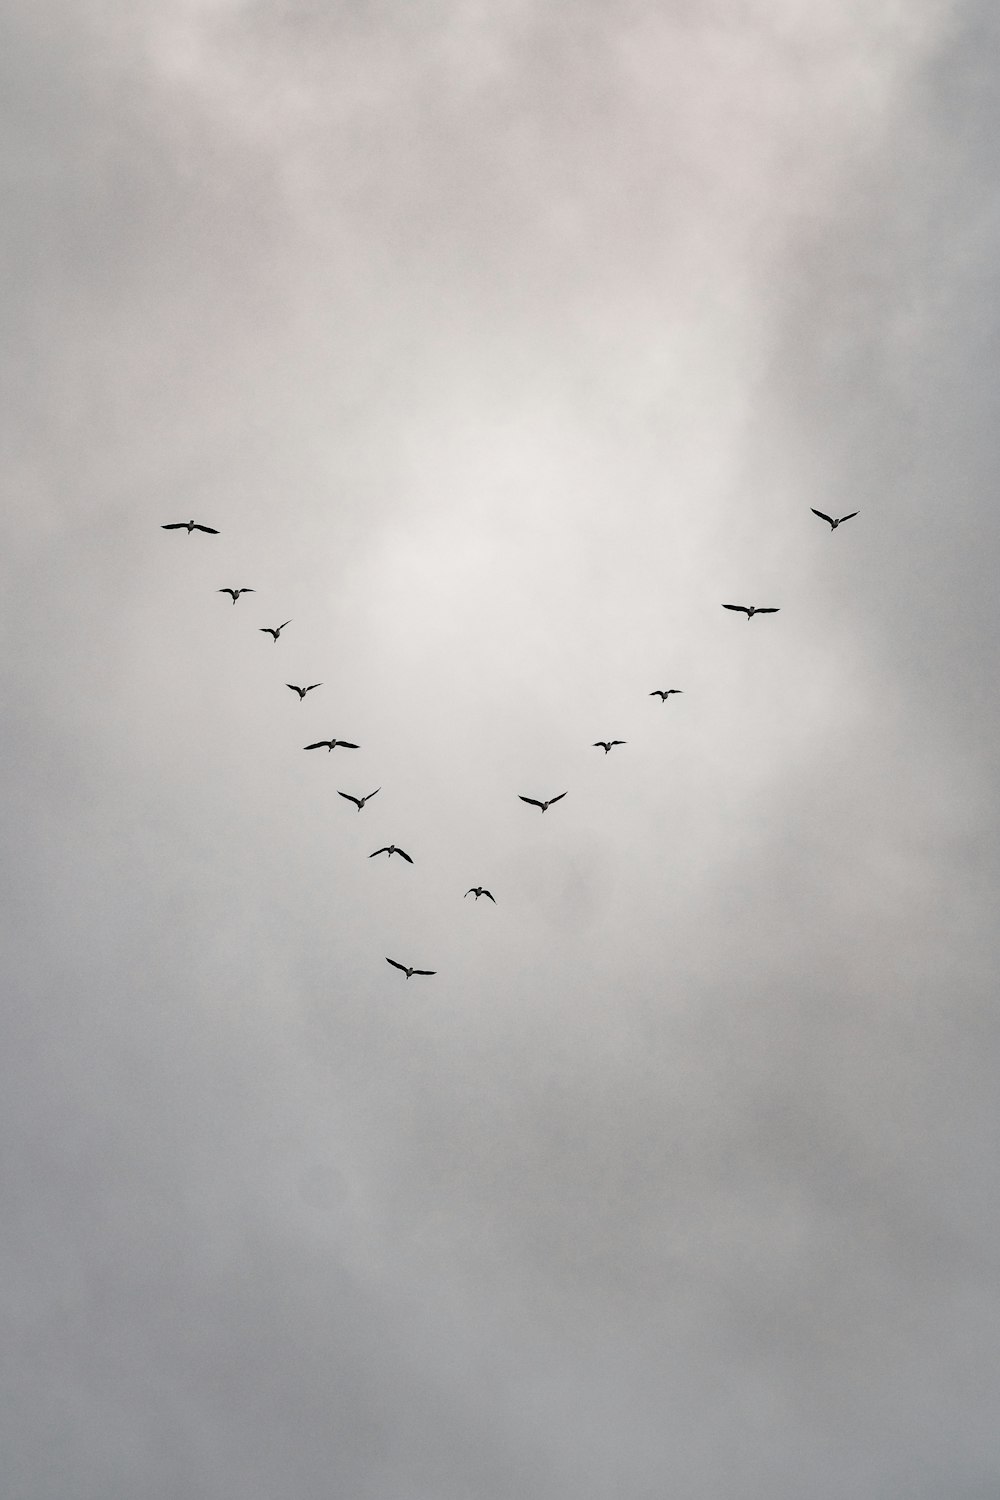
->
[[3, 1, 1000, 1496]]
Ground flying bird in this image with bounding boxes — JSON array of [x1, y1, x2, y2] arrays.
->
[[722, 604, 780, 619], [593, 740, 626, 754], [218, 588, 254, 603], [386, 957, 435, 979], [161, 519, 218, 534], [260, 621, 291, 642], [811, 508, 859, 529], [465, 887, 496, 902], [518, 793, 567, 812], [370, 845, 413, 863], [304, 738, 359, 751], [338, 788, 380, 810], [650, 689, 683, 701], [287, 683, 322, 700]]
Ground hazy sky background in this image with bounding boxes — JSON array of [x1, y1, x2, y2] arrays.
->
[[3, 1, 999, 1496]]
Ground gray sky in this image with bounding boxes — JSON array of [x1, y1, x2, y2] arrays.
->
[[3, 2, 999, 1496]]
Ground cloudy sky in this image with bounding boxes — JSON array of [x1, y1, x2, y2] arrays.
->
[[4, 1, 1000, 1495]]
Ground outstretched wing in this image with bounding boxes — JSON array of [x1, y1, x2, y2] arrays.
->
[[838, 511, 859, 523], [219, 589, 236, 598], [650, 691, 666, 699], [161, 522, 186, 529], [287, 684, 304, 694], [306, 683, 322, 692], [811, 509, 834, 525], [276, 620, 291, 631], [548, 792, 568, 805], [370, 847, 390, 858], [722, 604, 749, 614], [610, 740, 626, 747], [519, 796, 544, 808], [364, 788, 381, 801], [483, 890, 496, 903], [394, 848, 413, 863], [755, 607, 780, 614], [192, 524, 219, 533], [237, 588, 254, 595], [335, 741, 359, 749], [260, 627, 275, 635], [338, 792, 362, 808], [593, 742, 609, 750], [386, 957, 407, 972], [304, 741, 332, 750], [412, 969, 436, 976], [465, 889, 476, 897]]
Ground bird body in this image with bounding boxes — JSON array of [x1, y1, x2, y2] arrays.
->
[[287, 683, 322, 700], [650, 689, 683, 701], [465, 887, 496, 902], [370, 845, 413, 863], [518, 793, 567, 812], [260, 621, 291, 642], [593, 740, 626, 754], [219, 588, 254, 603], [338, 788, 380, 810], [811, 508, 859, 530], [305, 738, 359, 751], [722, 604, 780, 618], [386, 957, 435, 978], [161, 519, 218, 533]]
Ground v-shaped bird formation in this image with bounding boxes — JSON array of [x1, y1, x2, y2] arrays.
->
[[160, 504, 859, 976]]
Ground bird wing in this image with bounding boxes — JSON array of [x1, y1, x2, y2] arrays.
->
[[238, 588, 255, 595], [193, 524, 219, 533], [755, 607, 780, 613], [161, 523, 186, 529], [386, 957, 407, 972], [483, 890, 496, 902], [304, 741, 331, 750], [260, 627, 275, 635], [548, 792, 568, 804], [811, 509, 835, 524], [338, 792, 362, 808], [611, 740, 626, 746], [465, 889, 475, 897], [839, 511, 859, 522], [412, 969, 436, 976], [370, 847, 390, 857], [219, 589, 235, 597], [276, 620, 291, 631], [364, 789, 381, 801], [519, 796, 543, 807], [722, 604, 748, 613], [287, 684, 303, 693], [593, 742, 609, 749], [307, 683, 322, 691], [650, 691, 666, 698], [395, 849, 413, 863]]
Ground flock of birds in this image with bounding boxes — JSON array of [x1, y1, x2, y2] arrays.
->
[[162, 505, 860, 978]]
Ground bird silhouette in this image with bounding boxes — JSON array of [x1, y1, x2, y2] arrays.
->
[[370, 845, 413, 863], [593, 740, 626, 754], [386, 957, 435, 978], [811, 508, 859, 530], [260, 621, 291, 642], [650, 689, 683, 701], [338, 788, 380, 810], [161, 519, 218, 533], [304, 738, 359, 752], [218, 588, 254, 603], [722, 604, 780, 619], [519, 793, 567, 812], [465, 887, 496, 902], [287, 683, 322, 700]]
